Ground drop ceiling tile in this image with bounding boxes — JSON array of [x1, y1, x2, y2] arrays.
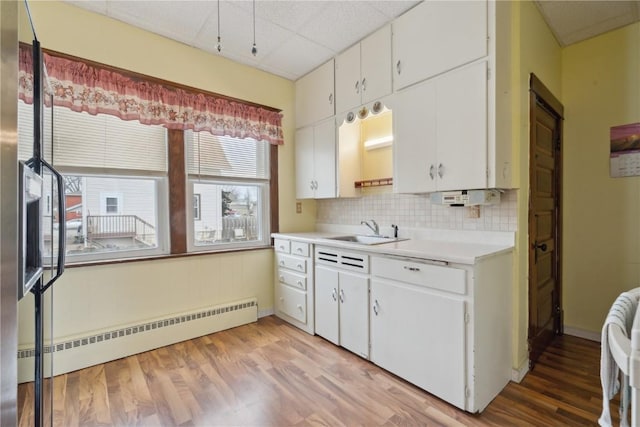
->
[[261, 34, 335, 80], [232, 1, 332, 33], [297, 2, 389, 51], [107, 1, 216, 45], [369, 1, 421, 19]]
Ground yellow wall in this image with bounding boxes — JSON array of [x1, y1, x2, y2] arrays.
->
[[18, 1, 313, 347], [510, 1, 562, 370], [562, 22, 640, 333]]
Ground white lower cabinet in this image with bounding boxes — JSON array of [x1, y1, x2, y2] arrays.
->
[[315, 247, 370, 359], [274, 238, 314, 335], [370, 253, 512, 413], [371, 277, 466, 409]]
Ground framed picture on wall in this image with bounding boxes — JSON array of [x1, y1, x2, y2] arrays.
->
[[610, 122, 640, 177]]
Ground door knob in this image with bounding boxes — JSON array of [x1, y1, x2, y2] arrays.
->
[[536, 242, 547, 251]]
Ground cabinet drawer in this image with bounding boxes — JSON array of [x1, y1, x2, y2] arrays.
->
[[278, 270, 307, 291], [372, 256, 466, 295], [274, 239, 291, 254], [277, 283, 307, 324], [276, 254, 307, 273], [291, 241, 310, 257]]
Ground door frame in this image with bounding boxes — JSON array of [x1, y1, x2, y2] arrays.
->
[[528, 74, 564, 364]]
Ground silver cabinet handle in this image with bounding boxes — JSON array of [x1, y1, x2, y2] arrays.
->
[[373, 299, 379, 316], [297, 304, 303, 312], [396, 60, 401, 75], [339, 289, 345, 303], [355, 80, 360, 94], [279, 275, 285, 282], [296, 280, 303, 288], [332, 288, 337, 301], [310, 181, 314, 190], [279, 245, 285, 251], [296, 263, 303, 270], [361, 77, 366, 92], [403, 266, 420, 272], [329, 93, 333, 105], [429, 164, 435, 180], [438, 163, 444, 178], [279, 260, 285, 266], [296, 247, 303, 253]]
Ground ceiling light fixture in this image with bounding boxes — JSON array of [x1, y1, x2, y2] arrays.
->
[[364, 135, 394, 151], [216, 0, 222, 53], [251, 0, 257, 56]]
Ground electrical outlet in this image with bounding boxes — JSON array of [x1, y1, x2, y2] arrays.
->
[[296, 202, 302, 214]]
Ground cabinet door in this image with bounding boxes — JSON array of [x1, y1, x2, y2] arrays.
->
[[295, 126, 315, 199], [295, 59, 335, 128], [371, 279, 466, 410], [361, 25, 392, 105], [339, 271, 369, 359], [313, 119, 337, 199], [435, 61, 487, 191], [335, 43, 361, 114], [393, 79, 437, 193], [315, 266, 340, 345], [392, 1, 487, 91]]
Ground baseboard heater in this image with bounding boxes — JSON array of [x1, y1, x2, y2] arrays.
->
[[17, 297, 258, 383]]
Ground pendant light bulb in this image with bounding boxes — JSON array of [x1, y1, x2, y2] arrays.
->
[[216, 0, 222, 53], [252, 43, 257, 56]]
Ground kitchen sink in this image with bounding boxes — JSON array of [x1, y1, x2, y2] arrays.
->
[[325, 235, 407, 245]]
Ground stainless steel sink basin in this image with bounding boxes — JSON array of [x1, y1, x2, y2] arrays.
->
[[325, 235, 406, 245]]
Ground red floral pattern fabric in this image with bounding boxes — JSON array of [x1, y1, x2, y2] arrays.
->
[[18, 46, 284, 145]]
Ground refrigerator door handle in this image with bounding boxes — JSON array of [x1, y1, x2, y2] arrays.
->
[[39, 158, 65, 293]]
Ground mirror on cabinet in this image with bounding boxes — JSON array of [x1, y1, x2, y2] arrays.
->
[[337, 101, 393, 197]]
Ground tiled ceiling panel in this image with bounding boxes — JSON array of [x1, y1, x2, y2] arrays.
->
[[535, 0, 640, 46]]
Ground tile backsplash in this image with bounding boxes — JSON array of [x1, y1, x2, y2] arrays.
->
[[316, 190, 518, 232]]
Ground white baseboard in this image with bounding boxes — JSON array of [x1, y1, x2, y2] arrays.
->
[[18, 298, 258, 383], [564, 326, 600, 342], [511, 359, 529, 383], [258, 307, 274, 318]]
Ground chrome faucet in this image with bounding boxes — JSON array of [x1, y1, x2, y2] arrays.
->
[[361, 219, 380, 236]]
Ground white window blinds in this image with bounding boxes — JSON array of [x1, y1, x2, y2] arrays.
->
[[18, 100, 167, 173], [185, 130, 269, 180]]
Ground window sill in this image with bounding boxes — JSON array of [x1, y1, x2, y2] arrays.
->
[[62, 245, 272, 269]]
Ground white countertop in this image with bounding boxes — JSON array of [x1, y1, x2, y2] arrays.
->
[[272, 231, 513, 265]]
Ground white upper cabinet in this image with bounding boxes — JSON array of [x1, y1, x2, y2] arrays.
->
[[295, 59, 335, 129], [295, 118, 337, 199], [336, 25, 392, 114], [394, 61, 487, 193], [392, 1, 488, 91]]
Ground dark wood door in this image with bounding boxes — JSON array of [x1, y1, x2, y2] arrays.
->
[[528, 75, 563, 368]]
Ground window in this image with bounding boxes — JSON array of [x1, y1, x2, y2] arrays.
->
[[185, 130, 270, 251], [101, 193, 122, 215], [18, 100, 169, 262], [193, 194, 201, 220]]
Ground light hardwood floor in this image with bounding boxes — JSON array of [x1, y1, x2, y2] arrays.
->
[[18, 316, 617, 426]]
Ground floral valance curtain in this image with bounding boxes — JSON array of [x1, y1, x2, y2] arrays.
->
[[17, 45, 284, 145]]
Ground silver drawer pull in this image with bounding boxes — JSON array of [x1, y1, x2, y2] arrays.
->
[[403, 266, 420, 272], [339, 289, 345, 303], [279, 245, 285, 250], [296, 280, 303, 287], [297, 304, 303, 312], [296, 247, 303, 253], [296, 264, 303, 270], [279, 275, 285, 282], [373, 299, 380, 316], [279, 260, 285, 266]]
